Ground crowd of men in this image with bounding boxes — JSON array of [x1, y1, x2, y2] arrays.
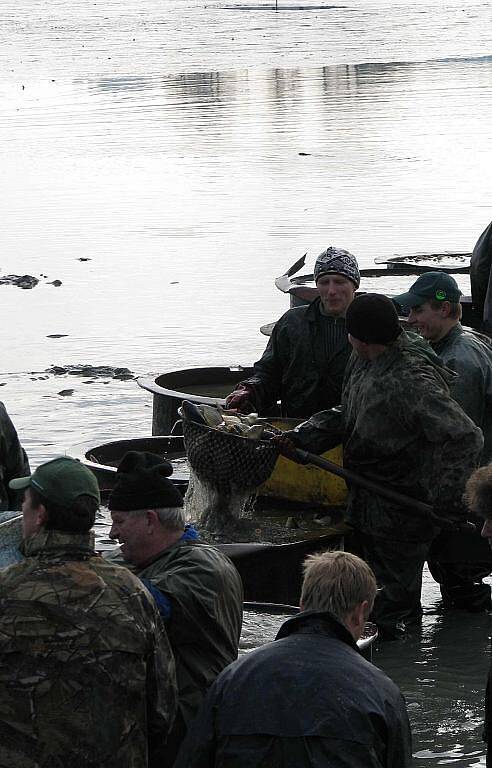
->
[[0, 224, 492, 765]]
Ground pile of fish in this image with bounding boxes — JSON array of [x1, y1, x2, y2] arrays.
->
[[180, 400, 279, 440]]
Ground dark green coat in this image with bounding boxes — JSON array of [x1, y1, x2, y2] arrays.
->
[[0, 529, 177, 768], [432, 324, 492, 463], [136, 539, 243, 725], [470, 220, 492, 333], [241, 298, 351, 418], [289, 332, 484, 541], [0, 401, 30, 510]]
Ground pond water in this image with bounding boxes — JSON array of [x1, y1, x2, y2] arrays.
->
[[2, 0, 492, 764]]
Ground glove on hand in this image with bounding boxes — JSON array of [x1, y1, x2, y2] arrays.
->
[[225, 384, 256, 414], [270, 433, 299, 461]]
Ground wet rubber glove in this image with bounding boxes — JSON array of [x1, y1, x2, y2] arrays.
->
[[225, 383, 256, 413]]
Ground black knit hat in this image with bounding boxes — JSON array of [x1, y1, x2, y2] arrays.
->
[[345, 293, 402, 344], [108, 451, 184, 511]]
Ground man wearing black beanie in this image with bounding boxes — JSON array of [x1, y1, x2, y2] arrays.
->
[[280, 293, 483, 639], [105, 451, 243, 766]]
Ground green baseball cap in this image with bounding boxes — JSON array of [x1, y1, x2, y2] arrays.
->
[[9, 456, 100, 506], [393, 272, 462, 309]]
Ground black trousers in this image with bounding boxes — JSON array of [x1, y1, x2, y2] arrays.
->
[[349, 532, 433, 639]]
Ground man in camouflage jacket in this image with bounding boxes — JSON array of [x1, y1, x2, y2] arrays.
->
[[0, 456, 177, 768], [284, 294, 483, 638]]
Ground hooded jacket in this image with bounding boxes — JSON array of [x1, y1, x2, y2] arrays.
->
[[174, 610, 412, 768]]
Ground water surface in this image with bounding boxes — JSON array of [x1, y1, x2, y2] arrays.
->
[[1, 1, 492, 764]]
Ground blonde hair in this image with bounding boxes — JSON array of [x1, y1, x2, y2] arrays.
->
[[300, 550, 377, 620], [464, 464, 492, 518]]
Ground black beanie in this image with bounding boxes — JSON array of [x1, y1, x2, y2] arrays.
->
[[345, 293, 402, 344], [108, 451, 184, 511]]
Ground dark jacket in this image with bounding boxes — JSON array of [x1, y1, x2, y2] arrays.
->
[[289, 332, 483, 541], [241, 298, 352, 418], [0, 529, 177, 768], [136, 537, 243, 725], [432, 324, 492, 463], [0, 402, 30, 510], [175, 610, 412, 768], [470, 221, 492, 334]]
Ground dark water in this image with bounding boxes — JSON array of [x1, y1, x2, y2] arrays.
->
[[2, 1, 492, 764]]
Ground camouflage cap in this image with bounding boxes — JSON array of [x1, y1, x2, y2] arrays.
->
[[393, 272, 461, 309], [9, 456, 100, 506]]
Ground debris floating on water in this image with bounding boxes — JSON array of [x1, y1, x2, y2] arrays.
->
[[0, 274, 39, 289], [46, 364, 134, 380]]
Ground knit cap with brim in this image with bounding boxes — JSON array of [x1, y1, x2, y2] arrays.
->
[[313, 247, 360, 288], [108, 451, 183, 511], [346, 293, 402, 344]]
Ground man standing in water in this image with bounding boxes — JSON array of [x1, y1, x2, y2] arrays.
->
[[277, 294, 483, 639], [394, 271, 492, 610], [174, 551, 412, 768], [106, 450, 244, 766], [226, 246, 359, 417], [0, 456, 177, 767]]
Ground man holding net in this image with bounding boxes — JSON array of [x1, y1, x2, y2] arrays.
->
[[274, 294, 483, 639]]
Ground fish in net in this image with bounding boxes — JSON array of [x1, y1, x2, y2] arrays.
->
[[181, 408, 281, 533]]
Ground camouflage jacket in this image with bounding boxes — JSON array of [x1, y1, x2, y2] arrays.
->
[[432, 324, 492, 463], [241, 298, 352, 418], [0, 529, 177, 768], [289, 332, 484, 541], [0, 402, 30, 511]]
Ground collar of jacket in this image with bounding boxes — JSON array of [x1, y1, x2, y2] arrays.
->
[[275, 609, 359, 650], [306, 297, 347, 325], [431, 322, 463, 355], [137, 528, 202, 570], [20, 528, 95, 559]]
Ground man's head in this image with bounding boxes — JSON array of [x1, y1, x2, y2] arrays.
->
[[9, 456, 100, 539], [393, 272, 462, 343], [300, 550, 376, 640], [108, 451, 185, 566], [345, 293, 402, 359], [313, 247, 359, 317], [464, 464, 492, 542]]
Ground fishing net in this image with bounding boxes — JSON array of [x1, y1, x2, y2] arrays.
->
[[182, 418, 280, 493]]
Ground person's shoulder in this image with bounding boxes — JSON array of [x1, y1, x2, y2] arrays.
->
[[93, 556, 157, 602], [0, 558, 30, 592], [171, 539, 239, 573], [453, 330, 492, 360], [275, 303, 313, 327]]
